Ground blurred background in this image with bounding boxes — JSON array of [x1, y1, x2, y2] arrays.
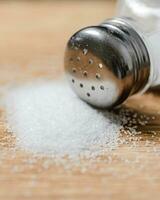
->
[[0, 0, 116, 85]]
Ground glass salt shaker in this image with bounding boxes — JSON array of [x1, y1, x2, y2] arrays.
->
[[64, 0, 160, 108]]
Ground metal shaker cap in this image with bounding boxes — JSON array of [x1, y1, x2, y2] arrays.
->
[[64, 18, 150, 108]]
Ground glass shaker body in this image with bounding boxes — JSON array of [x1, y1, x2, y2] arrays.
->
[[116, 0, 160, 88]]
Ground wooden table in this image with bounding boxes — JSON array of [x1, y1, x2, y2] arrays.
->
[[0, 1, 160, 199]]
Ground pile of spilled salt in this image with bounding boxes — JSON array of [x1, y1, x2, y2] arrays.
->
[[4, 80, 121, 160]]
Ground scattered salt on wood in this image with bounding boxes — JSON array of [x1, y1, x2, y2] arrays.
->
[[4, 80, 121, 160]]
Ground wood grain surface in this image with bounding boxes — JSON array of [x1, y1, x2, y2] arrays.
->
[[0, 1, 160, 200]]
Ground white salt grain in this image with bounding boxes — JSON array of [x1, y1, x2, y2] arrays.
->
[[4, 80, 121, 160]]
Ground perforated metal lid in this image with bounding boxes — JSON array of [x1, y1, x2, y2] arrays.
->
[[64, 18, 150, 108]]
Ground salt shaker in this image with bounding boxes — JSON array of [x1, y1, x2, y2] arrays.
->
[[64, 0, 160, 108]]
